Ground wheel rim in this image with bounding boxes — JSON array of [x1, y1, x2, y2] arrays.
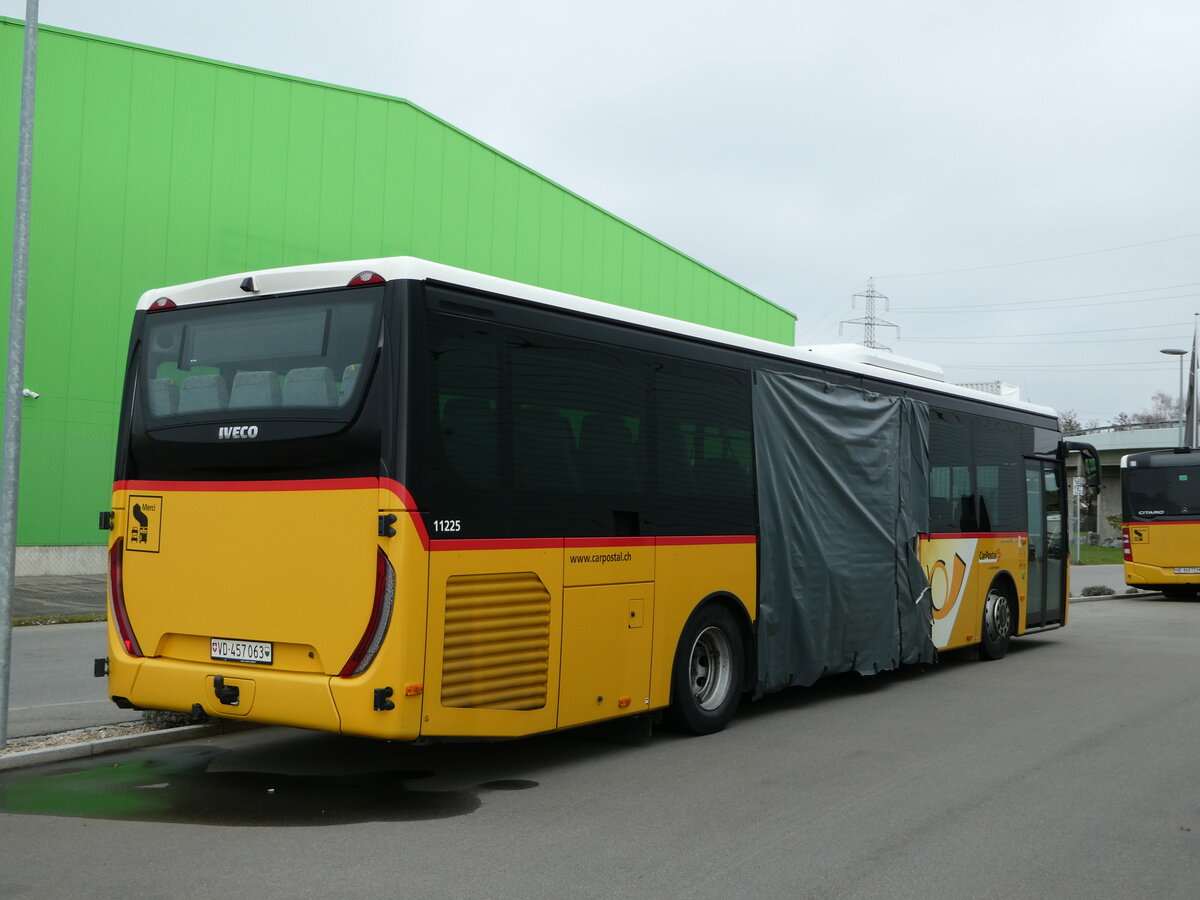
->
[[688, 625, 734, 711], [983, 588, 1011, 644]]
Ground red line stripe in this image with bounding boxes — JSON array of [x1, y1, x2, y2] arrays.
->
[[1123, 520, 1200, 527], [431, 538, 565, 551], [658, 534, 757, 547], [926, 532, 1026, 540], [114, 477, 381, 493], [430, 535, 757, 552], [379, 478, 418, 508], [566, 537, 657, 548]]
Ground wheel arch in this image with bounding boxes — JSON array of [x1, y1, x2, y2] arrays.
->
[[688, 590, 756, 695], [989, 569, 1020, 632]]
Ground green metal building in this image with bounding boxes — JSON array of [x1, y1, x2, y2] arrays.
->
[[0, 18, 795, 573]]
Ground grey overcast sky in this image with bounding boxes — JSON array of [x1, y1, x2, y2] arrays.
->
[[5, 0, 1200, 425]]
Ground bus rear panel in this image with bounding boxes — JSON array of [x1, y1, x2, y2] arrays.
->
[[1122, 449, 1200, 598]]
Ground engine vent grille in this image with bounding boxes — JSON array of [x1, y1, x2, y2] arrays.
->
[[440, 572, 551, 710]]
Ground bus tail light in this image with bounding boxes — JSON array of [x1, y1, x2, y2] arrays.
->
[[108, 538, 144, 657], [348, 271, 385, 286], [1122, 527, 1132, 562], [340, 548, 395, 677], [147, 297, 176, 311]]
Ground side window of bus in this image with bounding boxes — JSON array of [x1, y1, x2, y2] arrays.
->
[[428, 322, 503, 493], [654, 363, 753, 532], [509, 333, 650, 512], [971, 417, 1027, 532], [929, 410, 975, 532]]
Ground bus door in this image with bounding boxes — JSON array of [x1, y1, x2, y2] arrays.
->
[[1025, 459, 1066, 627]]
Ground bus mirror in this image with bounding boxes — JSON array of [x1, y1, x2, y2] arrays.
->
[[1061, 440, 1101, 491]]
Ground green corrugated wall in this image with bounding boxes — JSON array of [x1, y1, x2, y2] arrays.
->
[[0, 19, 795, 546]]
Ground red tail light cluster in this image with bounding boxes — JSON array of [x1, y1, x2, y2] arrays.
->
[[340, 548, 396, 677], [1122, 527, 1133, 562], [348, 271, 385, 286], [108, 538, 144, 657]]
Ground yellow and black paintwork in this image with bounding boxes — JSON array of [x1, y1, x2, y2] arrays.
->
[[1123, 521, 1200, 590], [106, 478, 756, 741], [921, 531, 1054, 648]]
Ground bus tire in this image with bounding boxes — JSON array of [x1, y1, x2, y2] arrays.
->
[[980, 580, 1014, 660], [664, 603, 743, 735]]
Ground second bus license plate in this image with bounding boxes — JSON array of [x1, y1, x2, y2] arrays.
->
[[210, 637, 273, 665], [1174, 567, 1200, 575]]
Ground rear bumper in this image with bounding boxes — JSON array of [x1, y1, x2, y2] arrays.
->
[[108, 653, 421, 740], [1124, 562, 1200, 588]]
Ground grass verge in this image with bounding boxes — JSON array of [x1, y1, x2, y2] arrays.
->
[[13, 613, 107, 627]]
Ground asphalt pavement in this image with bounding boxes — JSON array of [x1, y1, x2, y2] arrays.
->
[[6, 622, 141, 739], [9, 574, 106, 620], [0, 564, 1143, 756]]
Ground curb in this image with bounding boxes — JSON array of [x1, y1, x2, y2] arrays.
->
[[1070, 590, 1160, 603], [0, 723, 226, 772]]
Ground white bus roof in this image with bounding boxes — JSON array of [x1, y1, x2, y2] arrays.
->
[[139, 256, 1059, 420]]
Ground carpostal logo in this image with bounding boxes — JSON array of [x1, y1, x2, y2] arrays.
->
[[977, 549, 999, 563], [218, 425, 259, 440]]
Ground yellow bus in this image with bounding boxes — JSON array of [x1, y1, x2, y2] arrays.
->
[[1122, 449, 1200, 598], [101, 257, 1099, 739]]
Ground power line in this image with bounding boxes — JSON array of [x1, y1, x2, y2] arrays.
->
[[902, 320, 1189, 342], [900, 288, 1200, 314], [877, 231, 1200, 279]]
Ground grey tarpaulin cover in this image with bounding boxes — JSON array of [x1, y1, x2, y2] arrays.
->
[[753, 370, 936, 695]]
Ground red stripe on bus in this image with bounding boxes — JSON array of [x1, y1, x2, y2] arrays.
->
[[925, 532, 1027, 540], [114, 477, 381, 493], [379, 478, 418, 509], [431, 538, 566, 551], [1122, 520, 1199, 527], [657, 534, 758, 546], [566, 537, 657, 548], [430, 535, 757, 552]]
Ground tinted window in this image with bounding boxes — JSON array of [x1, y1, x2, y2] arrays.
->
[[140, 288, 382, 425], [422, 306, 754, 539], [973, 417, 1028, 532], [929, 409, 1033, 533], [1123, 465, 1200, 519], [929, 410, 975, 532]]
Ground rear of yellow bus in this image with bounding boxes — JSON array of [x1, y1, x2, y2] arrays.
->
[[1121, 450, 1200, 599], [104, 266, 428, 739]]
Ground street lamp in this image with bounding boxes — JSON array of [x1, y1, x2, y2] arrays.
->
[[1161, 348, 1187, 446]]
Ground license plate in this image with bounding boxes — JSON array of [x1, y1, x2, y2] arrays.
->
[[1174, 567, 1200, 575], [210, 637, 273, 665]]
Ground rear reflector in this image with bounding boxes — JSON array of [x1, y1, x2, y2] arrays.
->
[[348, 271, 385, 286], [108, 538, 144, 657], [340, 548, 396, 677]]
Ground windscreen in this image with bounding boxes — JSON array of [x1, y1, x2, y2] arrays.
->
[[1123, 464, 1200, 520], [139, 287, 383, 426]]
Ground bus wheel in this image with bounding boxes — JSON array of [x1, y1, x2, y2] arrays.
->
[[665, 604, 743, 735], [980, 582, 1014, 660]]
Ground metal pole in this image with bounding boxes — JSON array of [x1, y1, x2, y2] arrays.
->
[[1179, 354, 1185, 447], [1080, 480, 1089, 564], [1, 0, 40, 749]]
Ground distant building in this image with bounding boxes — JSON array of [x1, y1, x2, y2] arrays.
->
[[0, 18, 794, 574], [1067, 423, 1181, 542]]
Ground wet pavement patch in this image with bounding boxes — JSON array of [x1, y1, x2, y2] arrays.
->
[[479, 779, 538, 791], [0, 746, 505, 826]]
